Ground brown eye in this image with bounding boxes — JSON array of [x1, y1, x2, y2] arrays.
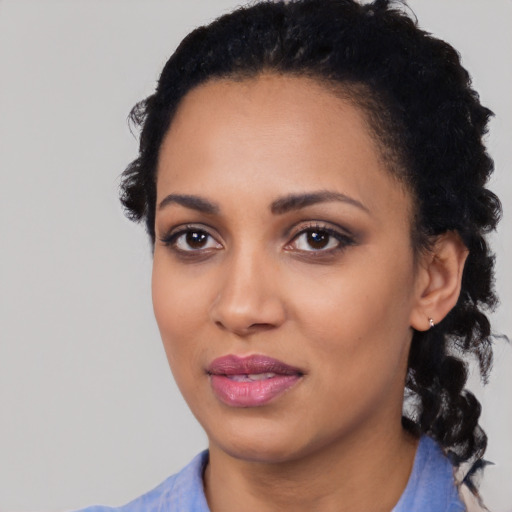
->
[[306, 230, 330, 250], [291, 229, 340, 251], [186, 231, 209, 248], [286, 225, 355, 254], [167, 228, 222, 252]]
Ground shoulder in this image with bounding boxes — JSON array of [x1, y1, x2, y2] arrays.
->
[[73, 451, 210, 512], [393, 436, 487, 512]]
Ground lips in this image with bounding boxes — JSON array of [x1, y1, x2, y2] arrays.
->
[[207, 354, 303, 407]]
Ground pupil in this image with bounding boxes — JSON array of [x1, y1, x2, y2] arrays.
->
[[307, 231, 329, 249], [186, 231, 207, 248]]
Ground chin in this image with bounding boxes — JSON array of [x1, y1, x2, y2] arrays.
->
[[218, 439, 304, 464], [204, 415, 321, 465], [206, 418, 304, 464]]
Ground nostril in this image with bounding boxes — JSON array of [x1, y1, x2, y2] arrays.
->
[[214, 320, 226, 330], [213, 319, 276, 336], [248, 322, 276, 332]]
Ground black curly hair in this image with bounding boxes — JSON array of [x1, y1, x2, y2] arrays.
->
[[120, 0, 501, 467]]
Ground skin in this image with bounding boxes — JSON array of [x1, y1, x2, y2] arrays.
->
[[152, 74, 467, 512]]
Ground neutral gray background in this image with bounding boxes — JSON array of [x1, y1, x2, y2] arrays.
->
[[0, 1, 510, 511]]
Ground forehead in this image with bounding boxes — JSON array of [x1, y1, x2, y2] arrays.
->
[[165, 74, 376, 150], [156, 73, 411, 224], [160, 74, 380, 176]]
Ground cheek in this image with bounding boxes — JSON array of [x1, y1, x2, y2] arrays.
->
[[286, 256, 416, 427], [288, 250, 416, 362], [152, 266, 213, 413], [151, 256, 207, 368]]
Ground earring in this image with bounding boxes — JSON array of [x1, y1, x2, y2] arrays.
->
[[428, 317, 435, 329]]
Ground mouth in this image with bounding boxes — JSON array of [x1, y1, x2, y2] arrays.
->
[[207, 354, 304, 408]]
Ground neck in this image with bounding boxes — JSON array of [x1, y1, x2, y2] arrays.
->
[[204, 425, 419, 512]]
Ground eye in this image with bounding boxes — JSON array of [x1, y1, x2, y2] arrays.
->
[[292, 229, 338, 251], [161, 226, 222, 253], [287, 224, 355, 253]]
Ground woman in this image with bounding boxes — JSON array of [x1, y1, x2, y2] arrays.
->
[[79, 0, 501, 510]]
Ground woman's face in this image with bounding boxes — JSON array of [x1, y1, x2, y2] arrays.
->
[[152, 74, 424, 463]]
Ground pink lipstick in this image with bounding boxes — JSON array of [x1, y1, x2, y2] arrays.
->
[[207, 354, 303, 407]]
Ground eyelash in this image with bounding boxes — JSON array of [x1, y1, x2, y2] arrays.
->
[[159, 224, 221, 256], [286, 223, 356, 256], [159, 222, 355, 259]]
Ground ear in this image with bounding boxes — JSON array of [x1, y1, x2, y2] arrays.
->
[[410, 231, 468, 331]]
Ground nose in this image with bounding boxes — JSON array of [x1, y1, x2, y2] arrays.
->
[[209, 249, 286, 336]]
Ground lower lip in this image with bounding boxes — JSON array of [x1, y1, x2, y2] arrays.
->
[[210, 374, 301, 407]]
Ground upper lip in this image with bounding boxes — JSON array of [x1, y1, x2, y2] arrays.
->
[[207, 354, 303, 376]]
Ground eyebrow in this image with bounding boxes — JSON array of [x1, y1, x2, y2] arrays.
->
[[157, 190, 369, 216], [270, 190, 370, 215], [158, 194, 220, 214]]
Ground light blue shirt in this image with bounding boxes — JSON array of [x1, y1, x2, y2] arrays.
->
[[76, 436, 465, 512]]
